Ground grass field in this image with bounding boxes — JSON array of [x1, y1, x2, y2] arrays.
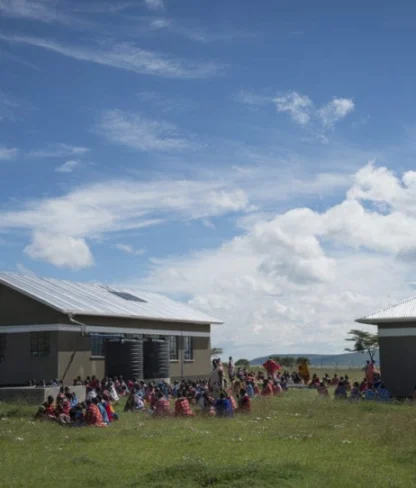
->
[[1, 387, 414, 488]]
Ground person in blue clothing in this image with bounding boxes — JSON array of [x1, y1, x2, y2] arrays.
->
[[93, 397, 109, 424], [377, 384, 390, 402], [215, 392, 233, 417], [364, 384, 376, 401]]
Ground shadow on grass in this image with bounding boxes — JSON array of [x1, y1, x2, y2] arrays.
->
[[130, 460, 305, 487]]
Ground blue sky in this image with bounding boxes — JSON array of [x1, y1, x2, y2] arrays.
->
[[1, 0, 416, 359]]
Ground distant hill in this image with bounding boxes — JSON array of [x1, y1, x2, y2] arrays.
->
[[250, 351, 380, 368]]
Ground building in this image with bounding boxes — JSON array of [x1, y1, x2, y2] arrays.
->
[[0, 272, 222, 386], [356, 296, 416, 397]]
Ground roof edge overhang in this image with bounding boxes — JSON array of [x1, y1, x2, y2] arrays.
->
[[355, 317, 416, 325]]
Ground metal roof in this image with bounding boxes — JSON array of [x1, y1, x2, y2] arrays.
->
[[0, 272, 222, 325], [356, 295, 416, 325]]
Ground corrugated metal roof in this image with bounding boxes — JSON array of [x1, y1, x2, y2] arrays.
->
[[0, 272, 222, 325], [356, 295, 416, 325]]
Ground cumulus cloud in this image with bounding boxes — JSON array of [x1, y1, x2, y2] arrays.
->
[[0, 146, 17, 160], [24, 231, 94, 270], [96, 110, 192, 151], [0, 177, 249, 268], [128, 163, 416, 358]]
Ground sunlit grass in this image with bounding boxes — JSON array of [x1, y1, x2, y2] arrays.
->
[[1, 388, 415, 487]]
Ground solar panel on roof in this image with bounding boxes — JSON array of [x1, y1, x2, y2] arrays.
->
[[108, 290, 147, 303]]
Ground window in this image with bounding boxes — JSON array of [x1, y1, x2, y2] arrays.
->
[[184, 336, 193, 361], [90, 335, 105, 358], [0, 334, 6, 363], [30, 332, 50, 358], [169, 336, 179, 361]]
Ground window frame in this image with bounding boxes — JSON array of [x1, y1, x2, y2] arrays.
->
[[30, 332, 51, 358], [0, 334, 6, 363], [90, 335, 105, 359], [169, 336, 179, 361], [184, 336, 193, 362]]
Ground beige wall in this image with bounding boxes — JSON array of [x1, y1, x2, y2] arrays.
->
[[57, 332, 105, 383], [170, 336, 211, 380], [0, 332, 59, 386]]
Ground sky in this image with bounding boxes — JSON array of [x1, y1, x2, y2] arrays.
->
[[1, 0, 416, 360]]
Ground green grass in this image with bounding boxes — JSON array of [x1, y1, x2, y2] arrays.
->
[[1, 389, 415, 487]]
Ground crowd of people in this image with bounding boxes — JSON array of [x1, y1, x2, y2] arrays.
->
[[33, 357, 397, 426]]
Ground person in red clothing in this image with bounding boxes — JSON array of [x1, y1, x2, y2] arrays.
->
[[261, 379, 273, 397], [85, 399, 107, 427], [238, 388, 251, 413], [153, 392, 172, 417], [174, 397, 194, 417], [317, 382, 329, 397], [262, 357, 281, 379]]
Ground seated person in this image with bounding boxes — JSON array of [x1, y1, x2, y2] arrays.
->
[[261, 379, 273, 397], [153, 391, 172, 417], [92, 397, 109, 424], [238, 388, 251, 413], [364, 384, 376, 401], [85, 399, 107, 427], [350, 382, 362, 401], [215, 392, 233, 417], [377, 383, 390, 402], [317, 382, 329, 397], [34, 395, 55, 420], [334, 381, 348, 399], [174, 396, 194, 417]]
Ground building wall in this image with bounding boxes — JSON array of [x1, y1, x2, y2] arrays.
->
[[0, 332, 58, 386], [170, 336, 211, 380], [0, 284, 64, 326], [57, 332, 105, 383], [378, 322, 416, 397], [0, 285, 213, 384]]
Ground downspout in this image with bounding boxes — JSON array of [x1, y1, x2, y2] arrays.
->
[[68, 314, 87, 336]]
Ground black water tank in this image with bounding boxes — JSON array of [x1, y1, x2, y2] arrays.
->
[[105, 339, 143, 380], [143, 338, 170, 379]]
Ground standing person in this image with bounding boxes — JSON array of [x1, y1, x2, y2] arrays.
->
[[228, 356, 235, 382], [209, 359, 224, 399], [263, 357, 281, 380], [298, 360, 310, 384]]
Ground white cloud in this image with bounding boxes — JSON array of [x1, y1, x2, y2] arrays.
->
[[319, 98, 355, 127], [30, 143, 89, 158], [96, 110, 192, 151], [24, 231, 94, 270], [115, 244, 145, 255], [0, 0, 74, 24], [0, 34, 222, 79], [127, 163, 416, 358], [239, 90, 355, 137], [0, 146, 17, 160], [55, 160, 80, 173], [144, 0, 165, 11], [0, 176, 249, 268], [274, 91, 313, 125]]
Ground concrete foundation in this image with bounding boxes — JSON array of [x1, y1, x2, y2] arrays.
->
[[0, 385, 86, 404]]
